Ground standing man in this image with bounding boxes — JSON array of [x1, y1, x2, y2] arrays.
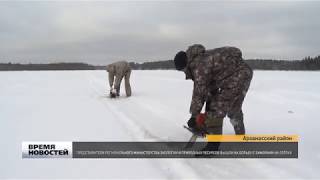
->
[[106, 61, 132, 97], [174, 44, 253, 135]]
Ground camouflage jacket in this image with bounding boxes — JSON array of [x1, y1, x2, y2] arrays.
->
[[185, 45, 251, 115], [106, 61, 131, 88]]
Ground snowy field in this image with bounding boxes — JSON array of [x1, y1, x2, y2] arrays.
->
[[1, 70, 319, 179]]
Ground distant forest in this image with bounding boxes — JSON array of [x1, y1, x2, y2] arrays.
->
[[1, 55, 320, 71], [127, 56, 320, 70], [0, 62, 95, 71]]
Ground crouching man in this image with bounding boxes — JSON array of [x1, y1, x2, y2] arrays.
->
[[174, 44, 253, 135], [106, 61, 132, 97]]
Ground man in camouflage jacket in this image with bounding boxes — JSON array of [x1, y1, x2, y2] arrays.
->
[[174, 44, 253, 135], [106, 61, 132, 97]]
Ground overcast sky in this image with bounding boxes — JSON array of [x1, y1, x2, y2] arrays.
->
[[0, 1, 319, 64]]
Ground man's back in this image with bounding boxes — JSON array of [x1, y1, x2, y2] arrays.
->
[[106, 61, 131, 77], [204, 46, 245, 81]]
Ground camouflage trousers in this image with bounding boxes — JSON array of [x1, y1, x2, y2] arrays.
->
[[114, 69, 132, 97], [205, 64, 253, 135]]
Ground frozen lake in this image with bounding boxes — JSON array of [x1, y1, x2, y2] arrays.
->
[[0, 70, 319, 179]]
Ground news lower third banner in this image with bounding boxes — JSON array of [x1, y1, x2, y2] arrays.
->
[[22, 135, 298, 158]]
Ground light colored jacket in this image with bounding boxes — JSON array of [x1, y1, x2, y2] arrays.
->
[[106, 61, 132, 96]]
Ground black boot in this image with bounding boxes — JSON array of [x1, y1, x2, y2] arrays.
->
[[195, 142, 220, 158]]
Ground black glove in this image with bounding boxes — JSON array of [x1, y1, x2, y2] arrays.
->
[[110, 88, 116, 98], [187, 116, 197, 128], [188, 115, 208, 136]]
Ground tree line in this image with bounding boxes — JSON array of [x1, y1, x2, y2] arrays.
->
[[129, 55, 320, 70], [245, 56, 320, 70], [0, 62, 95, 71], [1, 55, 320, 71]]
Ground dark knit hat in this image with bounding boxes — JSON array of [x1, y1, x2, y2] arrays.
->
[[174, 51, 187, 71]]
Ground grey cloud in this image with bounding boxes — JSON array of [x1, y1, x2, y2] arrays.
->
[[0, 1, 319, 64]]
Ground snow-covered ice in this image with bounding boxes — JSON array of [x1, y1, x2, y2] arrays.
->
[[0, 70, 319, 179]]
